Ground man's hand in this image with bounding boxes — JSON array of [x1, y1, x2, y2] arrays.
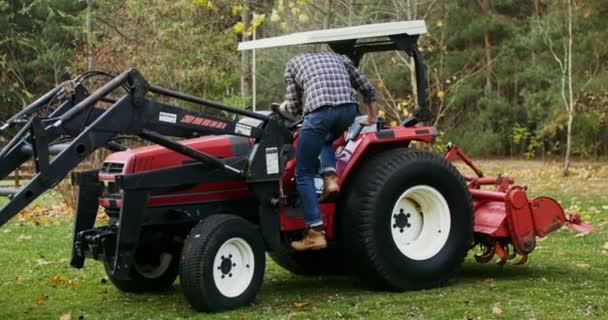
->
[[359, 116, 377, 126], [279, 101, 289, 114], [359, 102, 378, 126]]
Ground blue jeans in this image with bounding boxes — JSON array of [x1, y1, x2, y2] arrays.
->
[[295, 103, 358, 227]]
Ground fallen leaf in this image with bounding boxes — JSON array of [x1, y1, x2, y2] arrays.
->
[[60, 312, 72, 320], [3, 229, 11, 233], [15, 276, 23, 284], [574, 232, 589, 238], [36, 259, 50, 266], [16, 234, 32, 242], [492, 305, 503, 316], [34, 294, 48, 305], [293, 301, 310, 308], [575, 263, 590, 268], [68, 280, 81, 288], [50, 275, 66, 284], [603, 242, 608, 250]]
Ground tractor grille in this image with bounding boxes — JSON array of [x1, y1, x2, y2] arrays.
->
[[100, 162, 124, 174]]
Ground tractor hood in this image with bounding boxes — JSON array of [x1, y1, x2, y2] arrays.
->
[[100, 135, 253, 179]]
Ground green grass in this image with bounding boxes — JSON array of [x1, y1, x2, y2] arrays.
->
[[0, 161, 607, 319]]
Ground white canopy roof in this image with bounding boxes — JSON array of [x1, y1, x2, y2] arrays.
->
[[237, 20, 427, 51]]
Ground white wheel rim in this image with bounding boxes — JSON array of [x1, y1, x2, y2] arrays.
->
[[390, 185, 451, 260], [212, 237, 255, 298]]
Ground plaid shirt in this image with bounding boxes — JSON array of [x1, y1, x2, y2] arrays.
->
[[284, 52, 376, 115]]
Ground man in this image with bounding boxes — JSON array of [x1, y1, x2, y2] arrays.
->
[[279, 52, 377, 251]]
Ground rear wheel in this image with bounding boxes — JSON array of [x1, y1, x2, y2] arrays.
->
[[179, 215, 265, 312], [341, 148, 473, 290]]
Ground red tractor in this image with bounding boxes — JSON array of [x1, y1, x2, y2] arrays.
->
[[0, 21, 593, 312]]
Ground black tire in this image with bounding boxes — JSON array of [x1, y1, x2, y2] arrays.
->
[[268, 241, 344, 276], [340, 148, 473, 290], [103, 248, 179, 293], [179, 215, 265, 312]]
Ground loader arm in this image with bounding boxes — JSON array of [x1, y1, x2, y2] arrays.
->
[[0, 69, 290, 229]]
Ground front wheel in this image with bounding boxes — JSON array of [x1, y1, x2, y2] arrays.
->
[[179, 215, 265, 312], [103, 248, 179, 293], [340, 148, 473, 290]]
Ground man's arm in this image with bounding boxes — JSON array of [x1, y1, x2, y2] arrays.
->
[[281, 64, 303, 115], [344, 60, 378, 125]]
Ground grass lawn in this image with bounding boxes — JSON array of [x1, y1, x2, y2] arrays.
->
[[0, 160, 606, 319]]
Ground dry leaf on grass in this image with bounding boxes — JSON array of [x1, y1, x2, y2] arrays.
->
[[34, 294, 48, 305], [575, 263, 590, 268], [50, 275, 66, 284], [59, 312, 72, 320], [293, 301, 310, 308], [574, 232, 589, 238], [492, 305, 503, 316], [16, 234, 32, 242], [603, 242, 608, 250], [36, 259, 50, 266], [68, 280, 81, 288]]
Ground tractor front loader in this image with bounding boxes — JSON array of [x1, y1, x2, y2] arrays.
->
[[0, 68, 294, 310], [0, 20, 595, 312]]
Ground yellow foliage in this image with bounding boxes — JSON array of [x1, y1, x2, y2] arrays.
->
[[248, 13, 266, 33], [436, 20, 444, 28], [436, 90, 445, 99], [298, 14, 309, 23], [280, 22, 288, 31], [231, 5, 243, 16], [206, 1, 218, 12], [233, 22, 245, 34], [192, 0, 207, 8], [291, 7, 301, 15], [390, 121, 398, 127], [378, 110, 386, 117], [377, 80, 385, 89]]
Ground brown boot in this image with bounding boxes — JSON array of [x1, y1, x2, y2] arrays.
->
[[290, 228, 328, 251], [320, 173, 340, 203]]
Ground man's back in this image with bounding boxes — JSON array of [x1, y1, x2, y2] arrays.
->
[[283, 52, 375, 115]]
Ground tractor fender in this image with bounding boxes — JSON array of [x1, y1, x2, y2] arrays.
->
[[336, 126, 436, 184]]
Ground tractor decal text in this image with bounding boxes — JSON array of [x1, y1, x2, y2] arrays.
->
[[181, 115, 228, 129]]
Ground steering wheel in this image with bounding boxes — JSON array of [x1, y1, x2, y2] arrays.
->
[[271, 103, 302, 131]]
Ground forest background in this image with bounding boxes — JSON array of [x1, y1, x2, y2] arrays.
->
[[1, 0, 607, 174]]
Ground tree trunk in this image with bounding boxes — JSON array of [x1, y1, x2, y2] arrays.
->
[[406, 0, 418, 105], [562, 0, 574, 176], [481, 0, 492, 94], [534, 0, 541, 16], [86, 0, 95, 71], [322, 0, 334, 29], [240, 1, 253, 100]]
